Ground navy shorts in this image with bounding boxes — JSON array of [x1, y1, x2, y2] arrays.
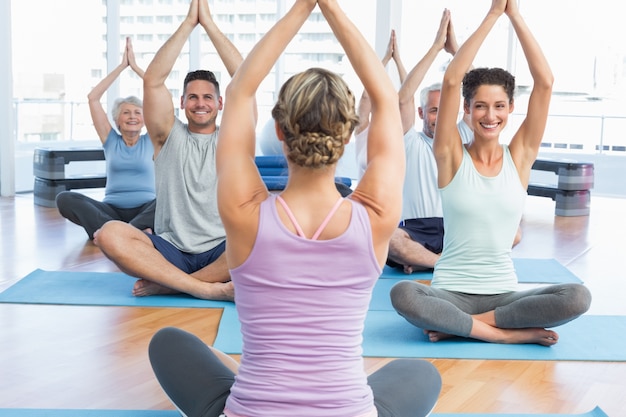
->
[[146, 233, 226, 274], [386, 217, 444, 269]]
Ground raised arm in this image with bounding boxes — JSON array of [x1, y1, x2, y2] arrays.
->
[[391, 30, 408, 83], [354, 89, 372, 136], [126, 37, 145, 79], [198, 0, 255, 125], [143, 0, 199, 154], [398, 9, 450, 134], [87, 38, 133, 144], [354, 30, 397, 136], [505, 0, 554, 182], [199, 0, 243, 78], [444, 11, 460, 57], [319, 0, 404, 252], [216, 0, 317, 254], [434, 0, 505, 187]]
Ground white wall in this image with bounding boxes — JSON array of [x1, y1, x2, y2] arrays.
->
[[0, 1, 15, 196]]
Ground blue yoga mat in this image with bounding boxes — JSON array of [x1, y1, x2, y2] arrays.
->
[[380, 258, 583, 284], [0, 269, 233, 308], [0, 411, 179, 417], [214, 306, 626, 362], [0, 408, 609, 417], [369, 278, 407, 310], [434, 408, 609, 417], [0, 258, 579, 308]]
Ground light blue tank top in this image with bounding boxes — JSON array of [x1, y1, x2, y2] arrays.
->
[[402, 129, 441, 219], [433, 145, 526, 294], [224, 194, 379, 417], [102, 130, 155, 208]]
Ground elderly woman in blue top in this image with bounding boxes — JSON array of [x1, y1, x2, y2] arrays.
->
[[56, 37, 156, 240]]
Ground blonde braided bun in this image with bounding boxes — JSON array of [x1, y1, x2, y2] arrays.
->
[[271, 68, 359, 169]]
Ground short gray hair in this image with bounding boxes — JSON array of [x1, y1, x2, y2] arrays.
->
[[419, 82, 442, 109], [111, 96, 143, 123]]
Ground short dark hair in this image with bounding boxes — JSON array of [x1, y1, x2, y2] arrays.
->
[[462, 67, 515, 106], [183, 70, 220, 96]]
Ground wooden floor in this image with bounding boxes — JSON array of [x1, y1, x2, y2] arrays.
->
[[1, 192, 625, 416]]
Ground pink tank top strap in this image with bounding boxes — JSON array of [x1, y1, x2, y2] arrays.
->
[[311, 197, 344, 240], [275, 195, 344, 240], [276, 194, 307, 238]]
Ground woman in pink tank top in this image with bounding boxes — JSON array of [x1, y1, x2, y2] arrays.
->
[[148, 1, 442, 416]]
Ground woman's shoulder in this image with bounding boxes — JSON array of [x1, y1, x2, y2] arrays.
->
[[106, 128, 123, 141], [103, 129, 122, 149]]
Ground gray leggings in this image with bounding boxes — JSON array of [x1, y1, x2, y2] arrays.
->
[[390, 281, 592, 337], [148, 327, 442, 417]]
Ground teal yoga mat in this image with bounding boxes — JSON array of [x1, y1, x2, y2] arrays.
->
[[434, 408, 609, 417], [0, 411, 179, 417], [0, 408, 609, 417], [214, 306, 626, 362], [0, 258, 579, 308], [0, 269, 233, 308], [380, 258, 583, 284], [370, 278, 405, 310]]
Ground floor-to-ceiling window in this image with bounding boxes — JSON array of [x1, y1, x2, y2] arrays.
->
[[6, 0, 626, 194], [8, 0, 379, 191]]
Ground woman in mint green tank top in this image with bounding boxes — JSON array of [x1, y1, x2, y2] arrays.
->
[[391, 0, 591, 347]]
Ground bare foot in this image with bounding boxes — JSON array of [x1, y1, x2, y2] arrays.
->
[[132, 279, 179, 297], [496, 328, 559, 346], [423, 329, 456, 342], [194, 281, 235, 302], [403, 264, 432, 274], [425, 326, 559, 346], [471, 320, 559, 346]]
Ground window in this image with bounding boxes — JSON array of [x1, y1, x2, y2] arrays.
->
[[7, 0, 626, 193], [300, 33, 335, 42], [259, 13, 275, 22], [156, 15, 173, 24], [217, 14, 234, 24], [307, 13, 325, 23], [238, 33, 256, 43], [238, 14, 255, 23]]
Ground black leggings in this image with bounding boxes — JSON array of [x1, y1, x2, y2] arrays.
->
[[55, 191, 155, 239], [149, 327, 442, 417]]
